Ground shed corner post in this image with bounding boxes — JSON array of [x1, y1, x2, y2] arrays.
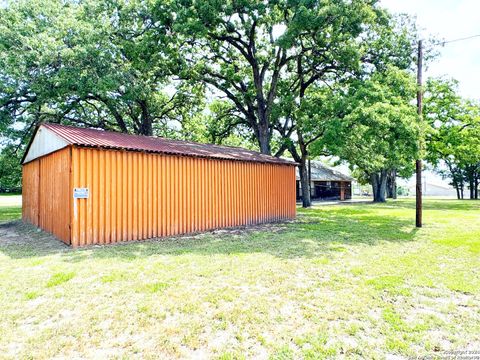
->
[[292, 165, 297, 219], [69, 146, 78, 247], [21, 164, 25, 222]]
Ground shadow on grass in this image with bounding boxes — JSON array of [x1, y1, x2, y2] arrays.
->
[[0, 205, 419, 261], [380, 198, 480, 211]]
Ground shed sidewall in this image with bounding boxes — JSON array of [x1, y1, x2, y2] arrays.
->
[[71, 147, 296, 246]]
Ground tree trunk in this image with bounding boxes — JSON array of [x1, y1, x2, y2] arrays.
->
[[138, 100, 153, 136], [287, 139, 310, 208], [378, 171, 387, 202], [371, 174, 378, 201], [475, 175, 479, 199], [257, 123, 271, 155], [371, 170, 387, 203], [451, 177, 460, 200], [455, 184, 461, 200], [298, 158, 311, 208], [386, 169, 397, 199], [470, 178, 475, 200]]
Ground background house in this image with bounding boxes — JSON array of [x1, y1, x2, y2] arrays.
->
[[398, 170, 458, 197], [296, 161, 354, 201]]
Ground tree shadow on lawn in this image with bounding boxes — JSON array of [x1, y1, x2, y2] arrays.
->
[[381, 198, 480, 211], [0, 206, 419, 261]]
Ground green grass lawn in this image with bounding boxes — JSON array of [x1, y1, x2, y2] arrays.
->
[[0, 194, 21, 223], [0, 196, 479, 359]]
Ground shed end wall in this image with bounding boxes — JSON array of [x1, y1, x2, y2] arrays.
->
[[22, 147, 71, 244]]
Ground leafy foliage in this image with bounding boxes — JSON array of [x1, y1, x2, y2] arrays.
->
[[0, 0, 209, 191], [424, 78, 480, 199], [0, 0, 461, 204], [171, 0, 416, 158], [0, 144, 22, 192], [0, 0, 204, 139], [316, 66, 421, 201]]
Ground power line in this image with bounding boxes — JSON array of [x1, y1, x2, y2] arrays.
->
[[435, 34, 480, 46], [410, 34, 480, 51]]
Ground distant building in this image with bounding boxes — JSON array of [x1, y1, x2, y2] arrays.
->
[[398, 170, 457, 197], [296, 161, 354, 201], [421, 182, 458, 197]]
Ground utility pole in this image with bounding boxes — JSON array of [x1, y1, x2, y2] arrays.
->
[[416, 40, 423, 228]]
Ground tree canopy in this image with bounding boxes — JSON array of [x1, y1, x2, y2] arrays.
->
[[1, 0, 472, 205], [0, 0, 204, 139], [313, 66, 420, 202], [424, 78, 480, 199], [171, 0, 414, 152]]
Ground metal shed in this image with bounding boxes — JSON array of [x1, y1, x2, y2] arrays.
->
[[22, 123, 296, 247]]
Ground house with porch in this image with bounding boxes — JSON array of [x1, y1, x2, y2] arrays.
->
[[296, 161, 354, 201]]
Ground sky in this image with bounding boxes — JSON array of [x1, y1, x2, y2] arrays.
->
[[381, 0, 480, 100]]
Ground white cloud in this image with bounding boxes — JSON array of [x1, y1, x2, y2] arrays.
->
[[381, 0, 480, 100]]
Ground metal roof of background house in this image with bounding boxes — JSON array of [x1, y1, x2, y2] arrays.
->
[[24, 123, 295, 165], [295, 161, 354, 182]]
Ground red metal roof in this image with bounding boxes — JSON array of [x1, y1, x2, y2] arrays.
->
[[41, 123, 295, 165]]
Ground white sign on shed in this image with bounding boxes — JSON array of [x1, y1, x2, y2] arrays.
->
[[73, 188, 89, 199]]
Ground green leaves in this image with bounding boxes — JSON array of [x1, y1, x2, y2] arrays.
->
[[319, 66, 420, 177], [0, 0, 205, 142], [0, 145, 22, 192], [171, 0, 408, 155], [424, 78, 480, 198], [0, 0, 428, 200]]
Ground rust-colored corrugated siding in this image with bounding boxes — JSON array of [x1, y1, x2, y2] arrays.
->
[[22, 148, 71, 244], [70, 147, 296, 247], [22, 160, 40, 225]]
